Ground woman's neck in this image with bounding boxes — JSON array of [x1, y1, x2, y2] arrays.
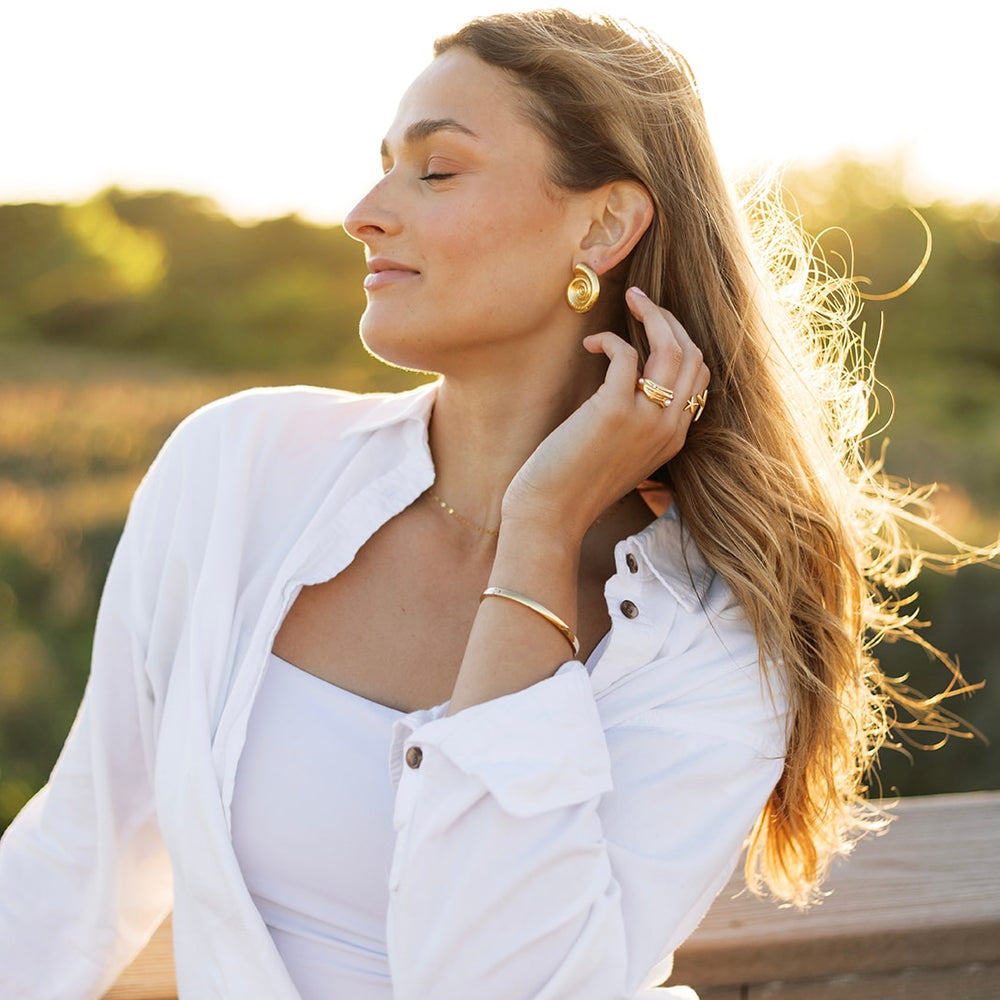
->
[[426, 341, 608, 532]]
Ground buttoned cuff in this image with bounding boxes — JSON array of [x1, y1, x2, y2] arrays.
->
[[389, 662, 612, 818]]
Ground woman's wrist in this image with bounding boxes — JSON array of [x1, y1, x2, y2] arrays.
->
[[492, 516, 584, 583], [487, 522, 582, 657], [447, 519, 582, 715], [498, 504, 591, 553]]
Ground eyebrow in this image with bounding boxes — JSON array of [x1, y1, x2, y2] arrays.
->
[[380, 118, 479, 158]]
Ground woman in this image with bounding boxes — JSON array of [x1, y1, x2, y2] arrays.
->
[[0, 9, 976, 1000]]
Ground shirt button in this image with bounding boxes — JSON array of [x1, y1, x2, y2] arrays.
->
[[620, 600, 639, 619], [625, 553, 639, 573], [405, 745, 423, 769]]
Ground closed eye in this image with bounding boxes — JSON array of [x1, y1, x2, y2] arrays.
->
[[420, 172, 456, 182]]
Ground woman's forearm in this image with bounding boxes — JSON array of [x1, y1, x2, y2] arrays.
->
[[447, 520, 583, 715]]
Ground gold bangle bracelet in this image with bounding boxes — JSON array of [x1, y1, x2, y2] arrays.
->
[[480, 587, 581, 658]]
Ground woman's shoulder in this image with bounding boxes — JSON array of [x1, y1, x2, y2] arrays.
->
[[158, 381, 437, 465], [608, 507, 789, 754], [127, 382, 436, 523], [179, 381, 433, 439]]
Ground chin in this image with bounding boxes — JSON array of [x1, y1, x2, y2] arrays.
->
[[359, 318, 440, 376]]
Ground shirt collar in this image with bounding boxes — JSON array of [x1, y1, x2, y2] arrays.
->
[[342, 379, 440, 436], [630, 506, 715, 613]]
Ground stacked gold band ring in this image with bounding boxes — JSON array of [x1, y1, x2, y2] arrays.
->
[[637, 377, 674, 408], [684, 390, 708, 421]]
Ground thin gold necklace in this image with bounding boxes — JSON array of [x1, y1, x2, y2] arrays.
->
[[426, 489, 500, 536], [425, 489, 630, 538]]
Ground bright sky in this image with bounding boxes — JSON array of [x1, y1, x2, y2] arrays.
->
[[2, 0, 997, 223]]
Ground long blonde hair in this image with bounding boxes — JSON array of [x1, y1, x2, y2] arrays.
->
[[436, 9, 996, 904]]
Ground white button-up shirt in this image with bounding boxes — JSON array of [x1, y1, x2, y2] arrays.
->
[[0, 382, 788, 999]]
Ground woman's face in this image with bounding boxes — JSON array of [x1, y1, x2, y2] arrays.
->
[[344, 48, 592, 374]]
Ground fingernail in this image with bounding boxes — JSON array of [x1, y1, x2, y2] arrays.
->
[[627, 286, 647, 299]]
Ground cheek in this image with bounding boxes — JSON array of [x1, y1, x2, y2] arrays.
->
[[435, 199, 568, 295], [428, 205, 496, 272]]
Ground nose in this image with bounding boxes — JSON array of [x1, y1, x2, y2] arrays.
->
[[343, 177, 401, 244]]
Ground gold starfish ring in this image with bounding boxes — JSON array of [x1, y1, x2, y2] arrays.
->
[[684, 390, 708, 421]]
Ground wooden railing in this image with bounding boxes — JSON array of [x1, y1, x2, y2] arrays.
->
[[668, 791, 1000, 998], [105, 790, 1000, 999]]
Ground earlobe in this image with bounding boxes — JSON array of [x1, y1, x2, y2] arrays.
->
[[580, 181, 654, 273]]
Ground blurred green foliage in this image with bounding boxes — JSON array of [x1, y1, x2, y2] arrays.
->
[[785, 160, 1000, 511], [0, 166, 997, 833], [0, 188, 379, 374]]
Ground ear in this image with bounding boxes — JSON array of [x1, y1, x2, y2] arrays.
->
[[578, 180, 654, 273]]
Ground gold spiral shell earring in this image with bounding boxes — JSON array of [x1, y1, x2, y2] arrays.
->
[[566, 263, 600, 313]]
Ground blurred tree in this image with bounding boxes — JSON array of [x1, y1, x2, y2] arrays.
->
[[785, 160, 1000, 510], [784, 159, 1000, 797], [0, 189, 377, 376]]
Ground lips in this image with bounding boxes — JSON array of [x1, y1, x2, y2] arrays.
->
[[364, 257, 420, 290]]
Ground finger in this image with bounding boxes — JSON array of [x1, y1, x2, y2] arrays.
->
[[626, 287, 683, 360], [626, 288, 693, 409], [594, 290, 711, 423], [582, 331, 642, 399], [666, 317, 706, 387], [679, 367, 712, 422], [665, 312, 710, 421], [627, 289, 694, 382]]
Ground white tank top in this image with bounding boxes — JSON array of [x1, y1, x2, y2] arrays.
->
[[230, 653, 401, 1000]]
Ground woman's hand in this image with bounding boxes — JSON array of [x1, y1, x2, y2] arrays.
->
[[452, 287, 708, 708], [502, 287, 711, 543]]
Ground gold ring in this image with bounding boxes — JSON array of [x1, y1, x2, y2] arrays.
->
[[637, 377, 674, 408], [684, 390, 708, 421]]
